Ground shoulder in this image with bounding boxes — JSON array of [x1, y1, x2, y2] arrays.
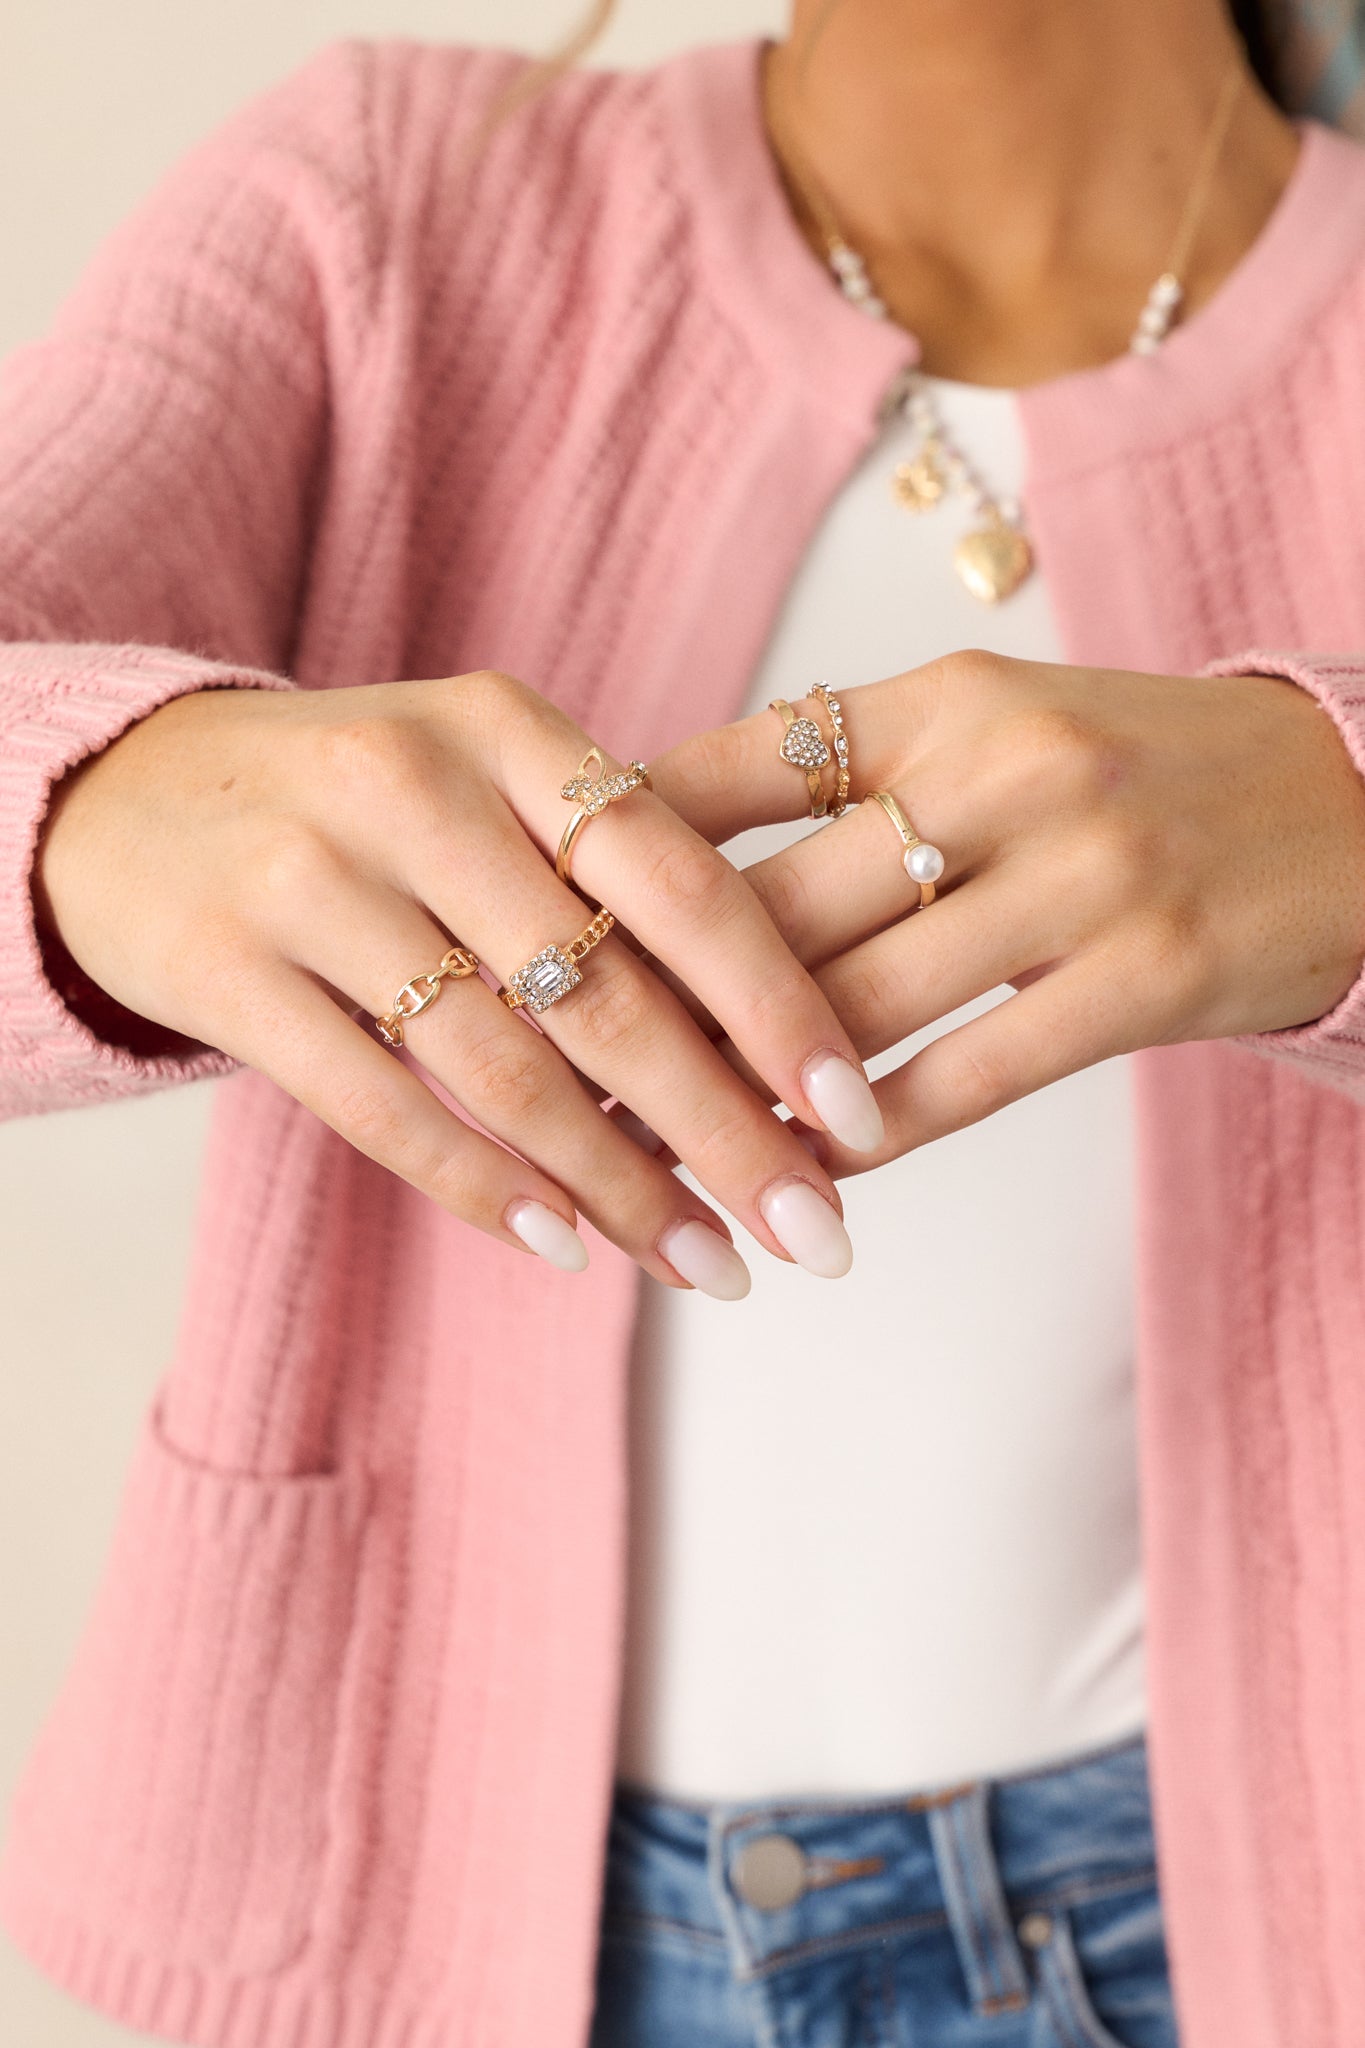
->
[[347, 35, 688, 239]]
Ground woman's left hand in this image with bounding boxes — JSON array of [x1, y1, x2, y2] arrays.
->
[[652, 650, 1365, 1172]]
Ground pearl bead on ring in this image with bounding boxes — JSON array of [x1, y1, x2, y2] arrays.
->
[[862, 789, 946, 906]]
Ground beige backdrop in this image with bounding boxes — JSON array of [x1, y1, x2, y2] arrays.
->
[[0, 3, 780, 2040]]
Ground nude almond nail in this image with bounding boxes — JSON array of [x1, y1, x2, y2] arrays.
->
[[659, 1219, 752, 1301], [759, 1179, 854, 1279], [507, 1200, 589, 1273], [802, 1052, 884, 1155]]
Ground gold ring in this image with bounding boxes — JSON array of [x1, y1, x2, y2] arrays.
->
[[863, 790, 946, 907], [770, 698, 830, 819], [556, 747, 652, 886], [375, 945, 481, 1047], [810, 682, 852, 817], [499, 907, 616, 1014]]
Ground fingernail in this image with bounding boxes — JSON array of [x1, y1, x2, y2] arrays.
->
[[759, 1179, 854, 1279], [507, 1200, 590, 1273], [659, 1219, 752, 1301], [613, 1108, 666, 1157], [801, 1051, 884, 1154]]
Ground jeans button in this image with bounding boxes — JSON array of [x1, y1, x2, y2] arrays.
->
[[1017, 1911, 1054, 1949], [732, 1833, 809, 1911]]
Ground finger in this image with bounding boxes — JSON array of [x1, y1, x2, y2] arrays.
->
[[503, 757, 885, 1157], [648, 670, 939, 845], [800, 951, 1140, 1178], [284, 881, 753, 1297], [216, 960, 594, 1269], [698, 857, 1075, 1116], [410, 807, 855, 1274], [739, 765, 977, 967], [814, 860, 1076, 1064]]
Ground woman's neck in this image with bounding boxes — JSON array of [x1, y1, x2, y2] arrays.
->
[[764, 0, 1301, 383]]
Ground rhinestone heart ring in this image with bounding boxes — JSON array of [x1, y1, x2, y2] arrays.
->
[[770, 698, 830, 818]]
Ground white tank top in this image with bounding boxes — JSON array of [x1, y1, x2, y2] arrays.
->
[[614, 378, 1146, 1801]]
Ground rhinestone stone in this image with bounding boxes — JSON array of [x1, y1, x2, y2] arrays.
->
[[512, 947, 581, 1013], [779, 718, 830, 771]]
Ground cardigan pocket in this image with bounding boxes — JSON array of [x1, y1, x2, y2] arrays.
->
[[4, 1383, 371, 1975]]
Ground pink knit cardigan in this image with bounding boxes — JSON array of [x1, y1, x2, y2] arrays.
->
[[3, 35, 1365, 2048]]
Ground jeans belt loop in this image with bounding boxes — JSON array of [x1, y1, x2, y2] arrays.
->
[[924, 1784, 1030, 2019]]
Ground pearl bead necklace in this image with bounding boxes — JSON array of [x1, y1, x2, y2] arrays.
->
[[774, 59, 1245, 603]]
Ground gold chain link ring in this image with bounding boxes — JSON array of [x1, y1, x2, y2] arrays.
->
[[375, 946, 481, 1048]]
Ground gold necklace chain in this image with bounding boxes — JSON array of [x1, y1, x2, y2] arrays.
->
[[768, 58, 1244, 603]]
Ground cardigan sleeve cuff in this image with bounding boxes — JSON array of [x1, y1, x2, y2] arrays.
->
[[1202, 648, 1365, 1091], [0, 645, 296, 1119]]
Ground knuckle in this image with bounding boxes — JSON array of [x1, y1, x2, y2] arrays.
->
[[933, 1032, 1013, 1126], [459, 1026, 556, 1124], [455, 667, 528, 721], [250, 819, 345, 916], [333, 1078, 411, 1163], [1014, 705, 1108, 789], [317, 712, 426, 802], [742, 961, 818, 1041], [640, 834, 734, 923], [826, 957, 895, 1046], [933, 646, 1014, 696], [563, 955, 654, 1061], [675, 720, 743, 806], [682, 1092, 764, 1182], [423, 1148, 483, 1218], [755, 856, 811, 945]]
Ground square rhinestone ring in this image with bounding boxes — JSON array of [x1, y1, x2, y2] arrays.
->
[[505, 945, 582, 1014], [499, 909, 617, 1016]]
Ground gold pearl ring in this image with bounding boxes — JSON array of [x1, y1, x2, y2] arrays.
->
[[375, 945, 481, 1047], [499, 907, 617, 1014], [863, 790, 946, 907], [556, 746, 651, 887]]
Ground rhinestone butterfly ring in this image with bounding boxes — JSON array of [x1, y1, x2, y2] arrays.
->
[[556, 745, 652, 887]]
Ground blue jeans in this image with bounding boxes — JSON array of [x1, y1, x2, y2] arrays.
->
[[588, 1732, 1178, 2047]]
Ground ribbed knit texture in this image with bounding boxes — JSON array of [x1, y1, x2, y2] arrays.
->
[[2, 35, 1365, 2048]]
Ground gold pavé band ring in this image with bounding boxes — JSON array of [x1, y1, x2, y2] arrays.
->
[[556, 746, 652, 887], [375, 945, 481, 1048], [770, 698, 830, 819], [863, 790, 946, 907], [810, 682, 852, 817], [499, 907, 617, 1015]]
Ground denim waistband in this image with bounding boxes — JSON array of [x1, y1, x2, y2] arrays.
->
[[604, 1730, 1156, 2014]]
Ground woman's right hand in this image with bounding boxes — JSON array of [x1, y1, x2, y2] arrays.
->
[[35, 670, 880, 1292]]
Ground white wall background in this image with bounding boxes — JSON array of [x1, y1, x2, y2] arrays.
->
[[0, 4, 780, 2040]]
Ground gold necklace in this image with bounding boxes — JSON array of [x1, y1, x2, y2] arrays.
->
[[770, 60, 1244, 603]]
